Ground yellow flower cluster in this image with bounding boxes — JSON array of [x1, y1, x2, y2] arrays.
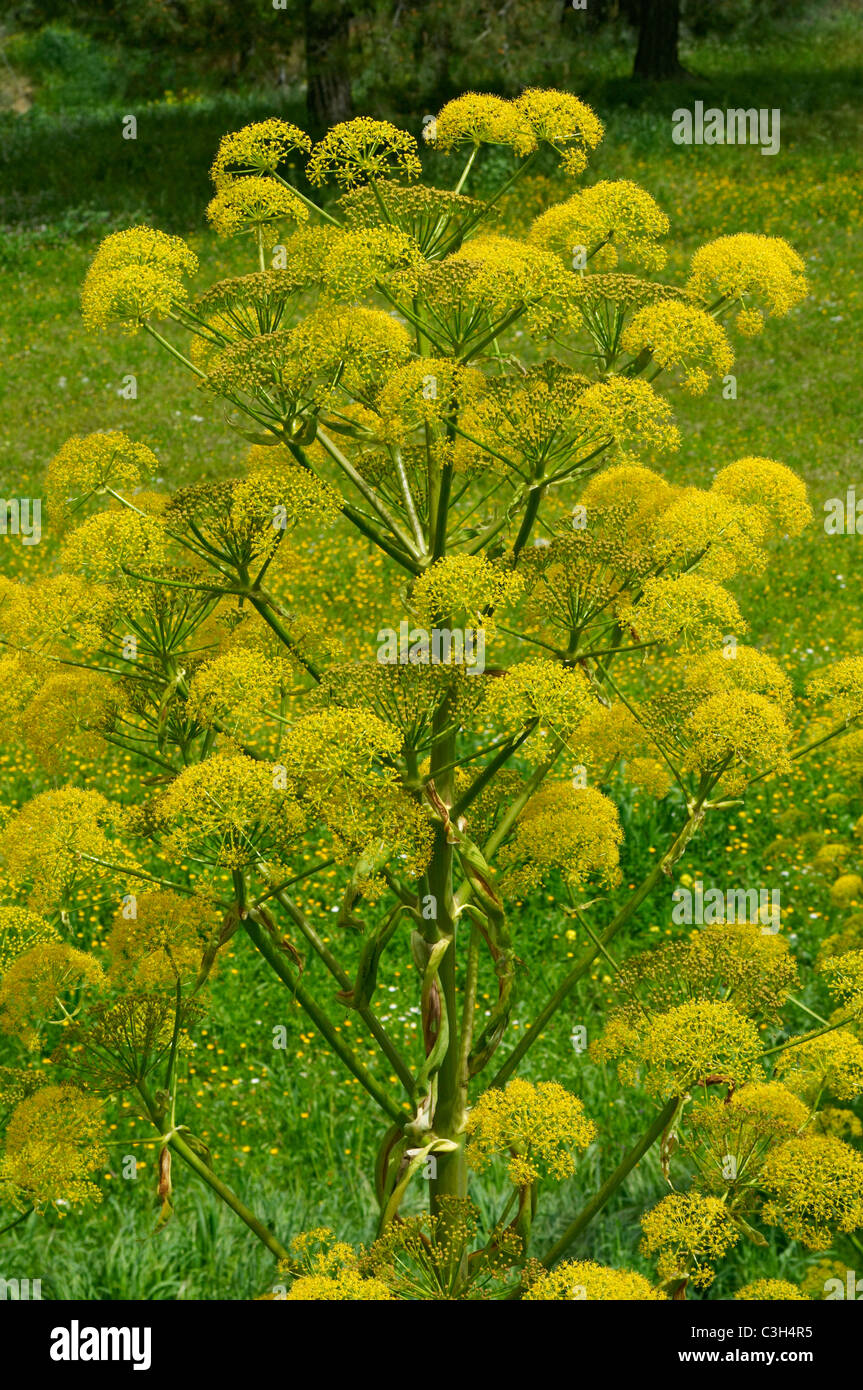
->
[[0, 906, 59, 977], [626, 574, 744, 649], [307, 118, 422, 188], [760, 1134, 863, 1248], [711, 456, 812, 538], [807, 656, 863, 720], [157, 753, 305, 871], [411, 554, 523, 631], [523, 1259, 664, 1301], [0, 787, 132, 915], [378, 358, 484, 440], [774, 1030, 863, 1103], [47, 431, 158, 518], [499, 783, 623, 897], [531, 180, 669, 270], [0, 1084, 107, 1210], [484, 659, 594, 737], [82, 226, 198, 333], [687, 234, 808, 335], [595, 999, 763, 1099], [621, 301, 734, 394], [428, 92, 535, 155], [465, 1078, 596, 1187], [321, 226, 426, 300], [210, 118, 312, 187], [640, 1191, 740, 1289], [0, 942, 103, 1050], [447, 234, 575, 335], [514, 89, 604, 175], [105, 889, 217, 992], [575, 376, 680, 460], [734, 1279, 806, 1301], [206, 177, 308, 244]]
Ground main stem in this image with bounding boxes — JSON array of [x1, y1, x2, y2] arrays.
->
[[427, 701, 467, 1214]]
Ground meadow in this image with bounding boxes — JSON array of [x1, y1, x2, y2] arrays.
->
[[0, 12, 862, 1299]]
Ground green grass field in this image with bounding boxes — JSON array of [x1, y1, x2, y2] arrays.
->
[[1, 11, 862, 1299]]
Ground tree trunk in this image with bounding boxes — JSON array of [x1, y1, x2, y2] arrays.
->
[[632, 0, 685, 80], [304, 0, 354, 135]]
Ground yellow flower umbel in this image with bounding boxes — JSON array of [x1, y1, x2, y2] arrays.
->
[[621, 301, 734, 395], [307, 118, 422, 189], [596, 999, 764, 1099], [711, 456, 812, 538], [0, 787, 134, 915], [760, 1134, 863, 1248], [523, 1259, 664, 1301], [157, 752, 305, 872], [774, 1030, 863, 1103], [499, 783, 623, 898], [210, 118, 312, 187], [105, 889, 218, 993], [426, 93, 535, 156], [514, 89, 604, 176], [0, 906, 60, 976], [687, 234, 808, 335], [0, 942, 104, 1050], [531, 180, 669, 271], [206, 177, 308, 247], [410, 553, 522, 636], [47, 431, 158, 520], [808, 656, 863, 721], [82, 226, 198, 333], [640, 1191, 739, 1290], [574, 376, 680, 461], [276, 1229, 394, 1301], [625, 574, 745, 650], [734, 1278, 806, 1301], [0, 1084, 107, 1211], [465, 1079, 595, 1188]]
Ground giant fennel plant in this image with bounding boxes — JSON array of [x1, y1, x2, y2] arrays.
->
[[2, 91, 863, 1301]]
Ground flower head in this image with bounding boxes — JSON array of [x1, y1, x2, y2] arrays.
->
[[466, 1079, 595, 1187], [307, 118, 421, 189], [688, 234, 807, 334], [761, 1135, 863, 1248]]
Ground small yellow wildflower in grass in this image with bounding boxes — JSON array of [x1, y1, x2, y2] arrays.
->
[[687, 234, 808, 335], [0, 1085, 107, 1210], [465, 1079, 595, 1187], [531, 180, 669, 270], [523, 1259, 664, 1301], [306, 118, 422, 189], [734, 1279, 806, 1301], [760, 1135, 863, 1248], [82, 226, 198, 333], [210, 118, 312, 188], [621, 300, 734, 394], [640, 1192, 739, 1289]]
